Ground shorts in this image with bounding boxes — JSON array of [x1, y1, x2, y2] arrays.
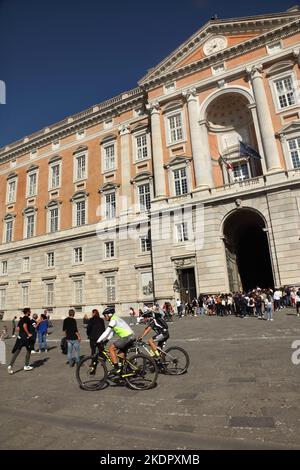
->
[[153, 331, 169, 346], [113, 334, 135, 351]]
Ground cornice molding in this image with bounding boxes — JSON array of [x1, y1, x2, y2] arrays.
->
[[139, 18, 300, 90], [0, 88, 144, 164]]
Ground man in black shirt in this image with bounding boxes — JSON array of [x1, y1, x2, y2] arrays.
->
[[7, 308, 34, 374], [63, 309, 81, 367], [86, 309, 105, 355]]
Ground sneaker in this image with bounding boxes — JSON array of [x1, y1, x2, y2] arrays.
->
[[38, 350, 41, 353], [24, 365, 33, 371], [31, 350, 37, 354], [12, 335, 16, 338], [44, 349, 48, 352], [270, 318, 274, 321], [7, 366, 13, 375]]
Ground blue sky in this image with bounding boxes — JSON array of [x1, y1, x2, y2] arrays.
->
[[0, 0, 294, 148]]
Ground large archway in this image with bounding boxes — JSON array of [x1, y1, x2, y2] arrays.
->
[[223, 209, 274, 292]]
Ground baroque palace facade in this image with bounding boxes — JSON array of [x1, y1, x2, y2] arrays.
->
[[1, 7, 300, 318]]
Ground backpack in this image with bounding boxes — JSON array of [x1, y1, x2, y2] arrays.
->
[[154, 313, 168, 331], [60, 337, 68, 355]]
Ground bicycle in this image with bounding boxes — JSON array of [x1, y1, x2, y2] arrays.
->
[[130, 340, 189, 375], [76, 344, 158, 391]]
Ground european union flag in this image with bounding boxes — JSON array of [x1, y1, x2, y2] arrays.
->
[[239, 141, 261, 160]]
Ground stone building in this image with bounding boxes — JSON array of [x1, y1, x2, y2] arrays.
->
[[1, 7, 300, 318]]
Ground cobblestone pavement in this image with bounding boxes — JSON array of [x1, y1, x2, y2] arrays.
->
[[1, 309, 300, 450]]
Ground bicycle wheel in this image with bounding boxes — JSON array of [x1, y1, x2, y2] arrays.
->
[[163, 346, 189, 375], [124, 353, 158, 390], [76, 355, 108, 390]]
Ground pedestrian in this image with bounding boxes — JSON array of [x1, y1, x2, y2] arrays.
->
[[37, 313, 48, 352], [30, 313, 38, 353], [62, 309, 81, 367], [7, 308, 34, 374], [86, 309, 105, 355], [265, 294, 274, 321], [0, 325, 9, 340], [12, 316, 18, 337], [295, 289, 300, 317]]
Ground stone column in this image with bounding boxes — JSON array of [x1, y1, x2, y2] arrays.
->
[[118, 124, 131, 212], [183, 88, 213, 189], [247, 65, 282, 172], [147, 102, 166, 198]]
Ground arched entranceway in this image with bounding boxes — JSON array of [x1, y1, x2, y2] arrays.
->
[[223, 209, 274, 292]]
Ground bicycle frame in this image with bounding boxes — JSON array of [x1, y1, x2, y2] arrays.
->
[[97, 348, 143, 379]]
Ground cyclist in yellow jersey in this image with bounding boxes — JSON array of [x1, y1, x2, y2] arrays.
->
[[96, 306, 135, 374]]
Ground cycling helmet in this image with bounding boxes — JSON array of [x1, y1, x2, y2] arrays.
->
[[141, 309, 153, 318], [102, 306, 115, 316]]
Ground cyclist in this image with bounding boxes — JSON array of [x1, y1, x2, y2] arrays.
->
[[138, 309, 169, 359], [96, 306, 135, 374]]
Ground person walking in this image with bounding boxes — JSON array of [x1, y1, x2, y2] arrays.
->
[[11, 316, 18, 337], [62, 309, 81, 367], [86, 309, 105, 355], [30, 313, 38, 353], [295, 289, 300, 317], [37, 313, 48, 352], [7, 308, 34, 374]]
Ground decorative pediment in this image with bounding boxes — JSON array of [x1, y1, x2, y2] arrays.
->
[[49, 155, 62, 164], [98, 182, 120, 193], [276, 120, 300, 137], [73, 145, 88, 154], [100, 134, 117, 144], [3, 213, 16, 220], [130, 171, 153, 184], [139, 10, 300, 87], [6, 172, 17, 180], [70, 190, 89, 202], [26, 164, 39, 173], [266, 60, 295, 77], [164, 156, 192, 169], [45, 199, 62, 209], [23, 206, 37, 215]]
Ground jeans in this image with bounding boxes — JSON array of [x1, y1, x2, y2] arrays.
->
[[266, 305, 273, 320], [67, 340, 80, 366], [38, 331, 47, 351]]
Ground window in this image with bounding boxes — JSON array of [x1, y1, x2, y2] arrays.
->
[[22, 257, 30, 273], [164, 82, 176, 94], [176, 222, 188, 242], [73, 247, 83, 264], [45, 283, 54, 306], [140, 235, 151, 253], [77, 129, 86, 140], [49, 207, 59, 233], [5, 220, 13, 243], [27, 172, 37, 196], [141, 272, 153, 296], [52, 139, 60, 150], [75, 153, 86, 180], [7, 179, 17, 203], [21, 285, 29, 307], [25, 214, 35, 238], [138, 183, 151, 212], [105, 241, 115, 258], [288, 138, 300, 169], [106, 276, 116, 302], [104, 144, 115, 171], [136, 133, 148, 160], [174, 168, 188, 196], [274, 76, 296, 109], [50, 163, 60, 189], [105, 192, 116, 219], [211, 63, 225, 75], [1, 260, 8, 275], [267, 41, 282, 54], [46, 252, 55, 268], [76, 200, 86, 226], [0, 288, 6, 309], [232, 162, 250, 181], [73, 279, 83, 304], [168, 113, 183, 143]]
